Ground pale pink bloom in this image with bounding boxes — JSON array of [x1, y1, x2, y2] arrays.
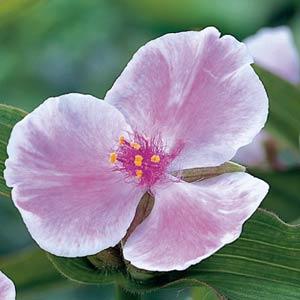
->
[[4, 28, 269, 271], [0, 271, 15, 300], [234, 26, 300, 167], [244, 26, 300, 84]]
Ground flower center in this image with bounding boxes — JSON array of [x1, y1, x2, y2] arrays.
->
[[109, 133, 178, 187]]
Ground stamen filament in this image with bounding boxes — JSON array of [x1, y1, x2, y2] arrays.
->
[[109, 132, 181, 187]]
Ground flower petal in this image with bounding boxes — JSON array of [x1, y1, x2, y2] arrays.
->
[[0, 271, 15, 300], [123, 173, 268, 271], [4, 93, 145, 257], [105, 27, 268, 168], [244, 26, 300, 84]]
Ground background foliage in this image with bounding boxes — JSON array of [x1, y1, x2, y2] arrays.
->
[[0, 0, 300, 299]]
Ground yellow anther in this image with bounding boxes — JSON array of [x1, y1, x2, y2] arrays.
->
[[134, 155, 143, 167], [151, 155, 161, 163], [136, 169, 143, 178], [130, 142, 141, 150], [119, 135, 125, 145], [109, 152, 117, 164]]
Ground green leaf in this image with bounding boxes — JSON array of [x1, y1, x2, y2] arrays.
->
[[48, 253, 122, 285], [0, 246, 119, 299], [254, 66, 300, 150], [190, 209, 300, 299], [116, 286, 142, 300], [143, 281, 223, 300], [49, 209, 300, 299], [0, 104, 27, 198], [48, 255, 223, 299], [251, 168, 300, 222], [0, 247, 63, 293], [191, 284, 224, 300]]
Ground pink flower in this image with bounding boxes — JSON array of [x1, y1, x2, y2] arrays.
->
[[0, 271, 15, 300], [4, 28, 269, 271], [234, 26, 300, 167], [245, 26, 300, 84]]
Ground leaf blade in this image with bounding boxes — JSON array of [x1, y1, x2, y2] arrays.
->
[[189, 210, 300, 299], [0, 104, 27, 197], [251, 168, 300, 222], [0, 247, 63, 292], [48, 210, 300, 299], [254, 66, 300, 149]]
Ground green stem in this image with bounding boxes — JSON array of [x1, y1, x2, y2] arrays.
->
[[116, 285, 142, 300]]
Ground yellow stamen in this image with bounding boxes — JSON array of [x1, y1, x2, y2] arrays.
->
[[151, 154, 160, 163], [130, 142, 141, 150], [119, 135, 125, 145], [109, 152, 117, 164], [136, 169, 143, 178], [134, 155, 143, 167]]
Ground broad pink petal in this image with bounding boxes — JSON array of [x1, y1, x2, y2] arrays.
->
[[0, 271, 15, 300], [233, 130, 269, 166], [245, 26, 300, 84], [4, 93, 145, 257], [123, 173, 268, 271], [106, 28, 268, 168]]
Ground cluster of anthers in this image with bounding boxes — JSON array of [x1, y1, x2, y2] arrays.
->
[[109, 133, 178, 187]]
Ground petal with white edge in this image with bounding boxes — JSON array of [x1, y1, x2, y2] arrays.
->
[[0, 271, 15, 300], [106, 28, 268, 169], [123, 173, 268, 271], [245, 26, 300, 84], [4, 93, 146, 257]]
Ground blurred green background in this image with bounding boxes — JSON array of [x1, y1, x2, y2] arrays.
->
[[1, 0, 300, 299]]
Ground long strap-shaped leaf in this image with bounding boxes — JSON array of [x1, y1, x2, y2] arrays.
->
[[2, 209, 299, 299], [47, 209, 300, 299], [252, 169, 300, 222], [189, 209, 300, 299]]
